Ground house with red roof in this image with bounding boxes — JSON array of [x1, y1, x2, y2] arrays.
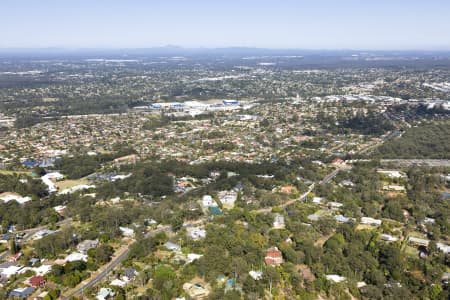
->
[[265, 246, 283, 266], [28, 275, 47, 288]]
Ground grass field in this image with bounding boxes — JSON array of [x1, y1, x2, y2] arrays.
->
[[356, 224, 378, 231], [0, 170, 31, 176], [404, 245, 419, 257], [55, 178, 89, 190]]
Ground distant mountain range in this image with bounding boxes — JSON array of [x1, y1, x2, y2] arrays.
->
[[0, 46, 449, 58]]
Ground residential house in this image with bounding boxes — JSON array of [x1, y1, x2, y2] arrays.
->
[[0, 263, 23, 279], [28, 258, 40, 266], [377, 170, 407, 179], [360, 217, 382, 226], [32, 264, 52, 276], [265, 247, 283, 266], [332, 158, 345, 166], [28, 275, 46, 288], [8, 287, 35, 299], [186, 253, 203, 264], [119, 227, 134, 237], [334, 215, 351, 223], [96, 287, 115, 300], [0, 193, 31, 205], [408, 237, 430, 247], [218, 190, 238, 209], [273, 213, 285, 229], [183, 278, 210, 299], [110, 279, 126, 288], [123, 268, 137, 281], [113, 154, 138, 166], [164, 242, 181, 253], [437, 243, 450, 254], [53, 205, 66, 215], [326, 275, 346, 283], [328, 201, 343, 209], [312, 197, 323, 204], [77, 239, 99, 254], [383, 185, 405, 192], [340, 180, 355, 187], [381, 234, 399, 242], [201, 195, 217, 212], [249, 270, 263, 280], [65, 252, 88, 262], [187, 227, 206, 241]]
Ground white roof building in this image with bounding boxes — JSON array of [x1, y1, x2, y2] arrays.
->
[[96, 287, 115, 300], [249, 270, 263, 280], [381, 234, 399, 242], [201, 195, 217, 208], [382, 185, 406, 192], [187, 226, 206, 241], [218, 190, 238, 209], [65, 252, 88, 262], [110, 278, 127, 288], [119, 227, 135, 237], [58, 184, 95, 195], [377, 170, 407, 179], [407, 236, 429, 246], [360, 217, 382, 226], [41, 172, 64, 193], [328, 201, 343, 208], [326, 274, 346, 283], [0, 265, 24, 278], [32, 264, 52, 275], [186, 253, 203, 264], [312, 197, 323, 204], [437, 242, 450, 254], [0, 194, 31, 204], [273, 213, 285, 229]]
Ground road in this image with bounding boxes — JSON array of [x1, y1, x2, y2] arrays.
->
[[320, 168, 341, 185], [63, 225, 172, 298], [0, 250, 8, 260], [19, 218, 73, 241], [255, 183, 315, 214]]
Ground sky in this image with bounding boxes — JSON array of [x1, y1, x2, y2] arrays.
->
[[1, 0, 449, 50]]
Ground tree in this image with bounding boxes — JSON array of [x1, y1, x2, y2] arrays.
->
[[94, 244, 114, 264], [265, 267, 280, 294], [9, 237, 18, 254]]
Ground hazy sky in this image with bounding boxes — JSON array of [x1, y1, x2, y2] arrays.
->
[[1, 0, 449, 50]]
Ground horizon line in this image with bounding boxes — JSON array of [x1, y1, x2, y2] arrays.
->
[[0, 46, 450, 52]]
